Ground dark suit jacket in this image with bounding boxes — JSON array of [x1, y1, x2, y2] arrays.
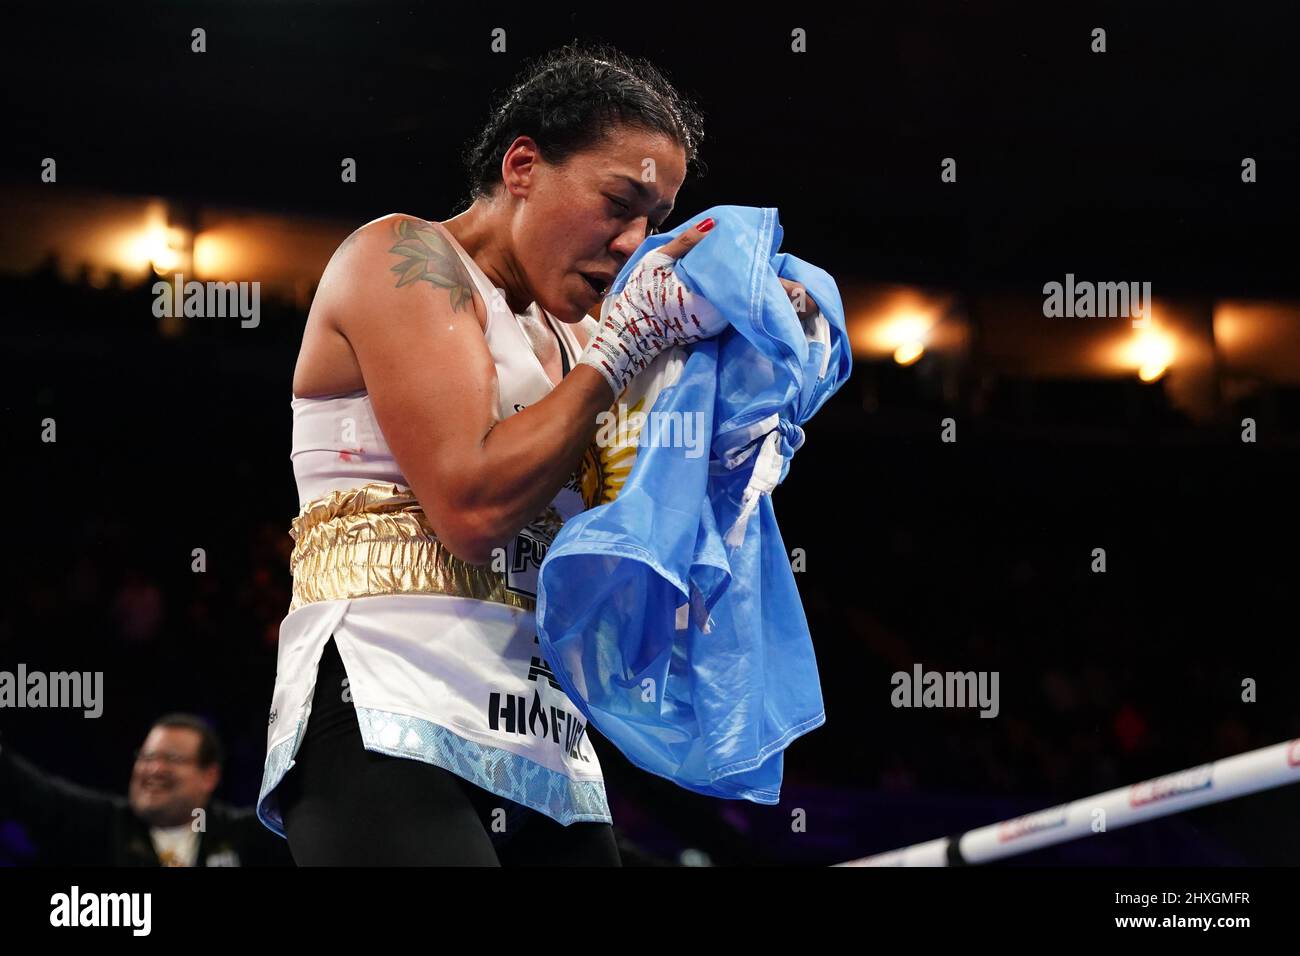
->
[[0, 736, 295, 866]]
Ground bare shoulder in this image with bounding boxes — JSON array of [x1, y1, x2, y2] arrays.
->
[[320, 213, 485, 332]]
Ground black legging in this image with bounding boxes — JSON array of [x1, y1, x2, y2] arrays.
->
[[278, 636, 621, 866]]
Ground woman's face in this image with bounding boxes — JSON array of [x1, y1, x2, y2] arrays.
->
[[504, 127, 687, 322]]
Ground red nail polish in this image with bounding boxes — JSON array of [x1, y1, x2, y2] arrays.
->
[[696, 218, 715, 233]]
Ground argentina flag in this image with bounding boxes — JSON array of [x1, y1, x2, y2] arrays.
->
[[536, 205, 852, 803]]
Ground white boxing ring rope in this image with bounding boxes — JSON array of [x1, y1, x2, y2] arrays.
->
[[837, 737, 1300, 866]]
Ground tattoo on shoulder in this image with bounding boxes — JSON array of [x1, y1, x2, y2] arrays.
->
[[387, 217, 476, 313]]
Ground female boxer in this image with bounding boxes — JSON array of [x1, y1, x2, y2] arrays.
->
[[256, 40, 726, 865]]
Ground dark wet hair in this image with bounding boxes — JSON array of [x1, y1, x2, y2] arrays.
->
[[457, 40, 707, 211], [153, 713, 224, 769]]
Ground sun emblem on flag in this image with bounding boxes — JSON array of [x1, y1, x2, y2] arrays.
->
[[578, 393, 648, 509]]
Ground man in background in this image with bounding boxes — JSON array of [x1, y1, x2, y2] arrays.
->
[[0, 713, 294, 866]]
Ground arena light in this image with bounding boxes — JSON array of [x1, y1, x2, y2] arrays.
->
[[1095, 314, 1178, 382], [118, 201, 191, 276], [893, 340, 924, 365], [850, 287, 954, 364], [125, 224, 177, 274], [1212, 300, 1300, 385], [192, 232, 230, 278], [1128, 327, 1176, 383], [878, 309, 935, 365]]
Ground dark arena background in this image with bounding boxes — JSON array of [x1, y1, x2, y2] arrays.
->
[[1, 0, 1298, 902]]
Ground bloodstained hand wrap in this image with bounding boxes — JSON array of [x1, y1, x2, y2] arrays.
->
[[578, 250, 727, 398]]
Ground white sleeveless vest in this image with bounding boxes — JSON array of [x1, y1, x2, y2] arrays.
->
[[256, 219, 610, 836]]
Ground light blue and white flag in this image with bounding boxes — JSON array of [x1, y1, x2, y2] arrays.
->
[[537, 205, 852, 803]]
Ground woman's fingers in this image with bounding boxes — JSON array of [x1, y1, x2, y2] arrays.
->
[[655, 216, 717, 261], [779, 277, 819, 317]]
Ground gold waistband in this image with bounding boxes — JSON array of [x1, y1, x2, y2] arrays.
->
[[288, 482, 554, 613]]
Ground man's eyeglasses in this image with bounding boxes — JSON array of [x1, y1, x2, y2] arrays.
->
[[133, 750, 199, 766]]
